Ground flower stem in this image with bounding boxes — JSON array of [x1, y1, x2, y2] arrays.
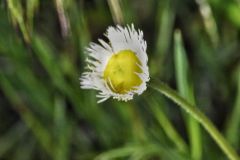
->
[[150, 81, 240, 160]]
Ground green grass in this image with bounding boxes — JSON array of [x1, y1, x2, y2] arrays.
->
[[0, 0, 240, 159]]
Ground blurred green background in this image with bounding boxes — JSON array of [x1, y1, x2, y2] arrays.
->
[[0, 0, 240, 159]]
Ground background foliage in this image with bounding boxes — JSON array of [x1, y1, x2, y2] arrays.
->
[[0, 0, 240, 159]]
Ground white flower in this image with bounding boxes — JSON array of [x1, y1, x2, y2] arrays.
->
[[80, 24, 149, 103]]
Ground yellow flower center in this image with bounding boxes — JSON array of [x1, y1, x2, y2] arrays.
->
[[103, 50, 142, 94]]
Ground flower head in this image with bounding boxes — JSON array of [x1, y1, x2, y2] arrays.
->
[[80, 24, 149, 103]]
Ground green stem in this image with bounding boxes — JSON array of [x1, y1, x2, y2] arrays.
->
[[150, 81, 239, 160]]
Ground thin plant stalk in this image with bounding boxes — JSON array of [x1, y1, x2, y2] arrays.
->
[[107, 0, 124, 24], [150, 81, 240, 160]]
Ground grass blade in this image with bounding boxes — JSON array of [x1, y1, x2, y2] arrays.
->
[[174, 30, 202, 160], [146, 96, 188, 153], [225, 67, 240, 148]]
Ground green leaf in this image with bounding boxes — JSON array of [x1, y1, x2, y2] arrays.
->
[[174, 30, 202, 160]]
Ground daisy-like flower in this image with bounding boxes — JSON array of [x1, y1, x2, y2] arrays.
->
[[80, 24, 149, 103]]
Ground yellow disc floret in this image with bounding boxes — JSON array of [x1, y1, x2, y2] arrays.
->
[[103, 50, 142, 94]]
